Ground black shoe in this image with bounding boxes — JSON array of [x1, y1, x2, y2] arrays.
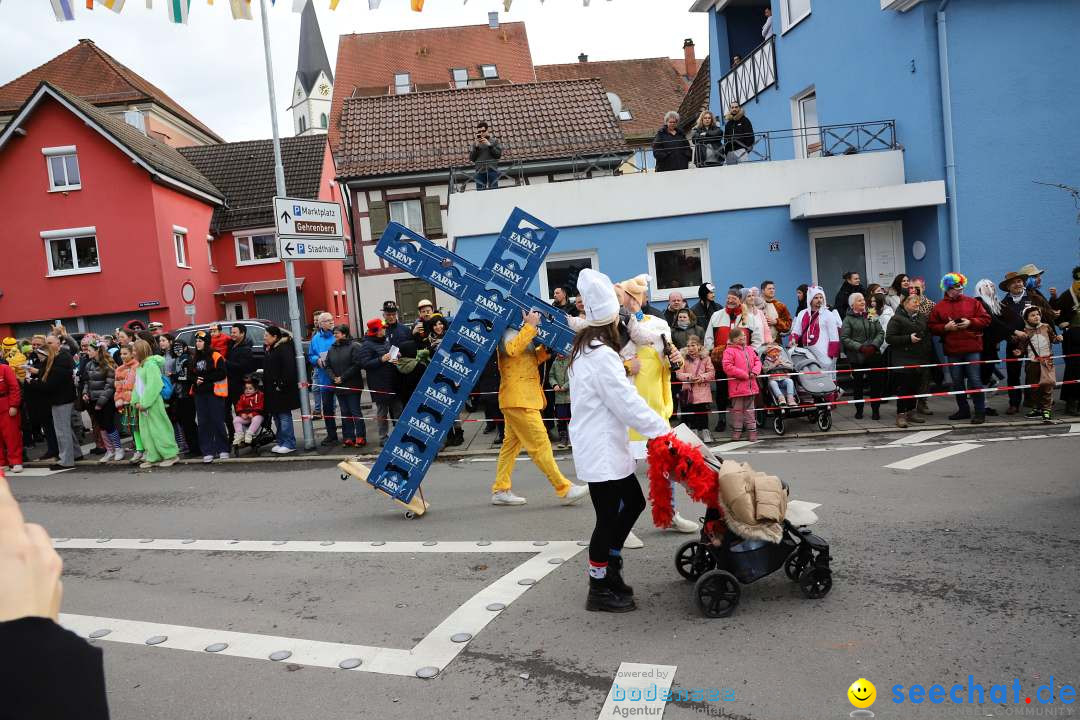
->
[[586, 577, 636, 613], [971, 414, 985, 425], [320, 437, 339, 447], [48, 464, 74, 471], [494, 433, 504, 445], [37, 454, 59, 462], [605, 556, 634, 596], [854, 406, 864, 419], [714, 419, 726, 433], [984, 407, 999, 416], [948, 410, 971, 421], [871, 405, 881, 421], [90, 447, 107, 456], [445, 428, 464, 447], [483, 423, 496, 434], [1024, 409, 1041, 419]]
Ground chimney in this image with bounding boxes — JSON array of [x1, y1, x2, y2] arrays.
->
[[683, 38, 696, 75], [488, 11, 499, 28], [578, 53, 588, 63]]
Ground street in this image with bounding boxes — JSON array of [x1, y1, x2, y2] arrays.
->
[[10, 422, 1080, 720]]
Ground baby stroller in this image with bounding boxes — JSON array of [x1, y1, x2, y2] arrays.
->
[[757, 345, 798, 436], [783, 347, 837, 432]]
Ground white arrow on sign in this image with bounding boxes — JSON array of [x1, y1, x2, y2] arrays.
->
[[277, 237, 347, 261], [273, 197, 343, 238]]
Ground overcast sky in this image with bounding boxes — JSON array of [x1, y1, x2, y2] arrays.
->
[[0, 0, 706, 142]]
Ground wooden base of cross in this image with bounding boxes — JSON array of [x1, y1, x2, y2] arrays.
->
[[338, 458, 431, 519]]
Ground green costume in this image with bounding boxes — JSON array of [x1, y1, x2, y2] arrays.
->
[[131, 354, 179, 463]]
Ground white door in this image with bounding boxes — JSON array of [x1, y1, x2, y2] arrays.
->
[[225, 302, 248, 321], [809, 222, 904, 301]]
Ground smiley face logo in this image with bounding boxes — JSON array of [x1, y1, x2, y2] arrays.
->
[[847, 678, 876, 709]]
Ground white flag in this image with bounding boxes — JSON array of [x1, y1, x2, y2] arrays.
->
[[229, 0, 251, 19], [368, 0, 381, 7], [292, 0, 304, 11]]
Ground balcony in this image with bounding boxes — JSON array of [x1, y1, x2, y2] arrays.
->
[[718, 36, 777, 109], [690, 119, 899, 163]]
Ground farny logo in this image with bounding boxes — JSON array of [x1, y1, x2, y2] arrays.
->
[[391, 445, 422, 467], [424, 385, 454, 409], [383, 246, 416, 268], [407, 416, 437, 438], [457, 324, 490, 349], [375, 471, 400, 492], [440, 354, 473, 378], [475, 293, 506, 316], [427, 270, 462, 294], [507, 230, 540, 254], [491, 261, 524, 285]]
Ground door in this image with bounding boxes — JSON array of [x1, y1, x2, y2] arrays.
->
[[225, 302, 248, 321], [394, 278, 436, 324], [810, 222, 904, 303], [255, 292, 306, 329]]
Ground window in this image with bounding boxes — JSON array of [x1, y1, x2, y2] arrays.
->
[[647, 241, 709, 300], [618, 109, 633, 121], [395, 73, 411, 94], [780, 0, 811, 33], [40, 227, 100, 276], [207, 235, 217, 272], [480, 64, 498, 80], [320, 113, 328, 129], [389, 199, 424, 234], [42, 146, 81, 191], [236, 231, 278, 265], [792, 87, 822, 159], [299, 115, 307, 133], [173, 226, 189, 267], [540, 251, 598, 301], [451, 68, 469, 89]]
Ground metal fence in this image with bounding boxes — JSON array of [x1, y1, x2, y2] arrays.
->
[[448, 150, 633, 193], [718, 36, 777, 109], [689, 119, 898, 164]]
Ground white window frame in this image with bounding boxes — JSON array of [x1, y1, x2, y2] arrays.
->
[[790, 85, 821, 159], [539, 250, 599, 302], [394, 72, 411, 95], [299, 115, 307, 133], [618, 109, 633, 121], [40, 226, 101, 277], [389, 198, 425, 234], [646, 240, 710, 303], [480, 64, 498, 80], [173, 225, 189, 268], [207, 234, 217, 272], [235, 228, 279, 267], [780, 0, 811, 34], [451, 67, 469, 89], [808, 221, 905, 292], [42, 145, 81, 192]]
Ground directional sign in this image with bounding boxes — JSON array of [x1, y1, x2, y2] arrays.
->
[[277, 237, 347, 261], [273, 197, 344, 238]]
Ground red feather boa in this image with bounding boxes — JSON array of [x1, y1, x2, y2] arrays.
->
[[646, 433, 722, 528]]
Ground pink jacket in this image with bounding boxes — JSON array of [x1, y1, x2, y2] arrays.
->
[[722, 344, 762, 398], [675, 353, 715, 405]]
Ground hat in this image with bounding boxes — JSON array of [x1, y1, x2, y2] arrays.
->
[[940, 272, 967, 292], [382, 300, 399, 313], [615, 274, 650, 307], [577, 269, 620, 327], [193, 330, 209, 342], [417, 298, 433, 309], [1017, 263, 1045, 277], [366, 318, 385, 336], [147, 321, 164, 330], [1, 337, 16, 349], [999, 271, 1029, 292]]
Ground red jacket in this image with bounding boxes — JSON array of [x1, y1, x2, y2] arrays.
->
[[211, 333, 231, 358], [0, 363, 21, 409], [928, 294, 990, 355], [235, 391, 264, 416]]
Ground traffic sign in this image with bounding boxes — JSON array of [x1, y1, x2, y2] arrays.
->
[[184, 304, 196, 317], [180, 280, 196, 304], [277, 237, 347, 261], [274, 197, 343, 238]]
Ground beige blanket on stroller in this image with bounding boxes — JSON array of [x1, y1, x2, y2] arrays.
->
[[715, 460, 788, 544]]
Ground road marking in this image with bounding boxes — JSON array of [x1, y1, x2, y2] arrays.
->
[[1070, 424, 1080, 434], [7, 467, 73, 477], [888, 430, 951, 445], [710, 440, 758, 452], [884, 443, 981, 471], [57, 540, 584, 677], [599, 662, 677, 720]]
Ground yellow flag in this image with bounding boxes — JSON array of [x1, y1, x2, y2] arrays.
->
[[411, 0, 423, 10], [330, 0, 341, 8]]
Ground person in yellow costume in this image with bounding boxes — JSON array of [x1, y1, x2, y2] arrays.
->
[[491, 310, 590, 507], [615, 275, 699, 535], [1, 338, 27, 383]]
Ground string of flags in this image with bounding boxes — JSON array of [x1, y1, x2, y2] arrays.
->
[[43, 0, 608, 23]]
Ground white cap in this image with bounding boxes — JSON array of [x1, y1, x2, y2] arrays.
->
[[577, 268, 620, 327]]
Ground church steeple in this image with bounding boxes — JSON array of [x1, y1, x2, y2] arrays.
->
[[291, 0, 333, 136]]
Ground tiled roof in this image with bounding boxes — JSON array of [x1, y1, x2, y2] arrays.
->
[[671, 57, 703, 82], [336, 78, 627, 179], [535, 58, 689, 141], [329, 22, 536, 150], [179, 135, 327, 233], [678, 55, 711, 133], [0, 39, 223, 143], [4, 82, 223, 202]]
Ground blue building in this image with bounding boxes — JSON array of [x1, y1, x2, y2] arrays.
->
[[449, 0, 1079, 310]]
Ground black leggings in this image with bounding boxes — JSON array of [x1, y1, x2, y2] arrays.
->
[[588, 474, 647, 565], [92, 401, 117, 433]]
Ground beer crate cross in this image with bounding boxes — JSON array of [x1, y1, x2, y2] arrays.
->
[[338, 208, 576, 517]]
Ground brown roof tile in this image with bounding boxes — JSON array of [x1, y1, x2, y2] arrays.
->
[[0, 39, 223, 143], [336, 78, 626, 179], [535, 58, 689, 141], [329, 22, 536, 150], [678, 55, 711, 132]]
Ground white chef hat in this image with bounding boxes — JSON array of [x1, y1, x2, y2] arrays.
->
[[577, 268, 620, 327]]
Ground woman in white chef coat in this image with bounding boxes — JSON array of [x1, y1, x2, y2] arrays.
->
[[568, 269, 672, 614]]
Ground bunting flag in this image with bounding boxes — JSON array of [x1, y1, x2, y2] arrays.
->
[[410, 0, 423, 11], [86, 0, 93, 8], [98, 0, 126, 11], [329, 0, 340, 9], [228, 0, 251, 19], [50, 0, 76, 20], [166, 0, 189, 22], [292, 0, 305, 10], [503, 0, 510, 9], [368, 0, 381, 8]]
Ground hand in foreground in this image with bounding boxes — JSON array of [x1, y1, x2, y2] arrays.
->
[[523, 310, 541, 327], [0, 475, 63, 623]]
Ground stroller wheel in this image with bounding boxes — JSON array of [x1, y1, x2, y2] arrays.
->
[[675, 541, 715, 581], [784, 548, 810, 581], [799, 566, 833, 599], [816, 411, 832, 432], [695, 569, 740, 618], [773, 416, 786, 436]]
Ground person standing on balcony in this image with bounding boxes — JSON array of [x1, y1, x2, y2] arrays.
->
[[722, 102, 755, 165], [762, 6, 774, 40], [652, 112, 692, 172], [469, 120, 503, 191], [692, 111, 725, 167]]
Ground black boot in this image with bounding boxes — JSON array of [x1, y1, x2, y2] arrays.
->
[[714, 416, 726, 433], [586, 577, 636, 613], [605, 556, 634, 596], [854, 404, 864, 419], [871, 403, 881, 421]]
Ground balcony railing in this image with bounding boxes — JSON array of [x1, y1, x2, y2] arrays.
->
[[448, 150, 632, 194], [718, 36, 777, 109], [689, 120, 898, 164]]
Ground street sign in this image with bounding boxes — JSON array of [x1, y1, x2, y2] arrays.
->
[[180, 281, 196, 304], [277, 237, 347, 261], [273, 197, 343, 238], [184, 304, 196, 317]]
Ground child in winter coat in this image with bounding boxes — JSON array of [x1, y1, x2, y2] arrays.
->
[[232, 378, 265, 445], [675, 335, 715, 442], [1014, 305, 1061, 422], [548, 354, 572, 449], [721, 327, 762, 441], [760, 342, 797, 407], [113, 343, 141, 463]]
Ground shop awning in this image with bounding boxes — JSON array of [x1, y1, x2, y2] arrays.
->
[[789, 181, 946, 220], [213, 278, 305, 295]]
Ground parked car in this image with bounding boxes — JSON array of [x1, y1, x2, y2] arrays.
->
[[171, 319, 310, 364]]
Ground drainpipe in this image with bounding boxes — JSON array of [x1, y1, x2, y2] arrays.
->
[[937, 0, 961, 271]]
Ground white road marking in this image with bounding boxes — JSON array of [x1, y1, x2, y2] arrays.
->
[[1070, 424, 1080, 434], [710, 440, 758, 452], [888, 430, 951, 445], [884, 443, 981, 471], [599, 662, 677, 720], [57, 540, 585, 677], [6, 467, 73, 477]]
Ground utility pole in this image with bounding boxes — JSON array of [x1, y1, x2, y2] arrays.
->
[[258, 0, 315, 451]]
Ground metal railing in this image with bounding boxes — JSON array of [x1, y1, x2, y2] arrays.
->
[[689, 119, 898, 164], [718, 36, 777, 109], [448, 149, 633, 193]]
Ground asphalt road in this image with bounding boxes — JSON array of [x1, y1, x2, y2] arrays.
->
[[10, 423, 1080, 720]]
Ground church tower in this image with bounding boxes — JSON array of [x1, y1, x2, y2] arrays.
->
[[290, 0, 333, 136]]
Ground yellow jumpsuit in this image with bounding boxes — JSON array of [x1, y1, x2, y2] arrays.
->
[[492, 324, 572, 496]]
